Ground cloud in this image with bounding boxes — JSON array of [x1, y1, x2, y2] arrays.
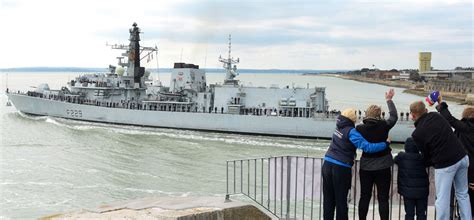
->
[[0, 0, 471, 69]]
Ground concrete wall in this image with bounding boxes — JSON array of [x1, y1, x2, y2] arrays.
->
[[466, 94, 474, 105], [425, 80, 473, 94]]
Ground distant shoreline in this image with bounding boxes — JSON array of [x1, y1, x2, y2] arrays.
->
[[322, 74, 468, 104], [0, 67, 348, 74]]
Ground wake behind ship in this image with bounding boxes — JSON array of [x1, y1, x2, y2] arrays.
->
[[6, 23, 414, 142]]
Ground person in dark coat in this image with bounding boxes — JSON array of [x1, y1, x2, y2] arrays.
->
[[394, 137, 429, 220], [323, 108, 389, 220], [410, 100, 471, 220], [357, 88, 398, 220], [436, 101, 474, 215]]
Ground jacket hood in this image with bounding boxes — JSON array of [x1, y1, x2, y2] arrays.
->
[[404, 137, 419, 153], [336, 115, 355, 129]]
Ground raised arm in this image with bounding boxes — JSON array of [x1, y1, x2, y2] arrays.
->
[[385, 89, 398, 128], [348, 128, 388, 153], [436, 102, 470, 132]]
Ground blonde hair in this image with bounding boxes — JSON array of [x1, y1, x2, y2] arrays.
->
[[462, 106, 474, 119], [410, 101, 426, 116], [366, 105, 382, 119], [341, 108, 357, 123]]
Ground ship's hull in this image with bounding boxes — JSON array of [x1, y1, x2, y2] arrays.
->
[[7, 93, 414, 142]]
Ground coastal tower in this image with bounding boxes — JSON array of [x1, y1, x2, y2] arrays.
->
[[219, 35, 240, 85], [419, 52, 432, 73]]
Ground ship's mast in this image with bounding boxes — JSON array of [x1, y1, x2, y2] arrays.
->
[[107, 23, 157, 88], [219, 35, 239, 85], [128, 22, 142, 81]]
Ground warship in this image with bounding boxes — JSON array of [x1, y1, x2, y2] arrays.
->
[[6, 23, 414, 142]]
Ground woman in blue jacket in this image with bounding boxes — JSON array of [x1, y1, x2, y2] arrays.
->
[[323, 108, 390, 220]]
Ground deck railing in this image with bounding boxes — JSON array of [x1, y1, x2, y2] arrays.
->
[[225, 156, 456, 220]]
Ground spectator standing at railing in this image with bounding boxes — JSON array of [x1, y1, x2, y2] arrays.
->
[[323, 108, 389, 220], [436, 100, 474, 216], [410, 100, 471, 220], [394, 137, 429, 220], [356, 88, 398, 220]]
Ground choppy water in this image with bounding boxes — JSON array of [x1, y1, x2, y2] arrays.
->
[[0, 72, 466, 218]]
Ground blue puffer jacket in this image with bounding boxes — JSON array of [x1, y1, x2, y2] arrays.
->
[[325, 115, 388, 167]]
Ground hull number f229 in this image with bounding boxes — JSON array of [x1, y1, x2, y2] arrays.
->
[[66, 109, 82, 118]]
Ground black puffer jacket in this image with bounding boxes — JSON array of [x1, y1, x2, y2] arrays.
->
[[437, 102, 474, 182], [394, 138, 429, 199], [412, 112, 466, 169], [357, 100, 397, 170]]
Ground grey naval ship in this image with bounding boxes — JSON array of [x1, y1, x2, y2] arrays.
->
[[6, 23, 414, 142]]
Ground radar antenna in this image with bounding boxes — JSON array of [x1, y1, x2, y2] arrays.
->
[[105, 23, 158, 88], [219, 34, 240, 85]]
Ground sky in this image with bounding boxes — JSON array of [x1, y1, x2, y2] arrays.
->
[[0, 0, 472, 70]]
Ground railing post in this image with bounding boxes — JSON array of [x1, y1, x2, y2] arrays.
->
[[281, 157, 284, 217], [303, 157, 307, 220], [226, 161, 230, 202], [274, 157, 277, 213], [285, 156, 292, 219], [254, 159, 257, 199], [241, 160, 243, 193], [294, 157, 299, 220], [248, 159, 250, 196], [261, 158, 264, 205], [233, 161, 236, 194]]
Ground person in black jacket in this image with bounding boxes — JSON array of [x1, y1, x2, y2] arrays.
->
[[394, 137, 429, 220], [436, 101, 474, 215], [410, 100, 471, 220], [323, 108, 389, 220], [357, 88, 398, 220]]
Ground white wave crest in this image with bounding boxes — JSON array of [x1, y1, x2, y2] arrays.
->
[[16, 112, 47, 121], [22, 115, 326, 150]]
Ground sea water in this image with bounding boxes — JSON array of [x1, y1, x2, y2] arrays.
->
[[0, 72, 466, 218]]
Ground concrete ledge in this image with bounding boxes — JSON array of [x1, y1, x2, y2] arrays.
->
[[41, 197, 272, 220], [466, 93, 474, 105]]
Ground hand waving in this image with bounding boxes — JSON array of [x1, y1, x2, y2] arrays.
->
[[385, 88, 395, 100]]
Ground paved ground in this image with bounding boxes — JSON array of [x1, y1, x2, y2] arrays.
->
[[41, 196, 273, 220]]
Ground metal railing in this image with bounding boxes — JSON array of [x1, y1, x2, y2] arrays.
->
[[226, 156, 443, 220]]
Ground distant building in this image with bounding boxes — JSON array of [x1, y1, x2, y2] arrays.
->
[[397, 71, 410, 81], [452, 71, 474, 80], [421, 70, 474, 80], [419, 52, 432, 73], [425, 79, 473, 94], [365, 70, 400, 80]]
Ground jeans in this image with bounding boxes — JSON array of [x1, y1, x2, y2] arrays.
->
[[322, 161, 352, 220], [358, 168, 391, 220], [404, 197, 427, 220], [434, 155, 471, 220], [470, 188, 474, 217]]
